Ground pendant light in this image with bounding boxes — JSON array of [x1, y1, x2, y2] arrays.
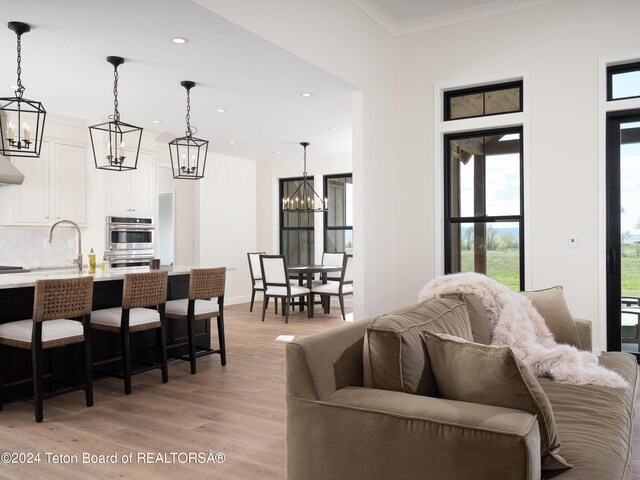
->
[[0, 21, 47, 158], [169, 81, 208, 180], [282, 142, 327, 212], [89, 56, 143, 171]]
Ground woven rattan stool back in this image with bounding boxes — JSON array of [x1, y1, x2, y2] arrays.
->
[[188, 267, 226, 301], [33, 276, 94, 322], [122, 271, 168, 309]]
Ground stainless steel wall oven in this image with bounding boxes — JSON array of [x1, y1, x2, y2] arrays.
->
[[106, 216, 154, 268]]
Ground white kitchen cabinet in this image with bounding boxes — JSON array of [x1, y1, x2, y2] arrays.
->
[[3, 141, 87, 225], [12, 142, 50, 223], [106, 152, 155, 217], [52, 143, 87, 224]]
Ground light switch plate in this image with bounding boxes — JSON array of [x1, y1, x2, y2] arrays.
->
[[568, 236, 582, 248], [43, 239, 49, 249]]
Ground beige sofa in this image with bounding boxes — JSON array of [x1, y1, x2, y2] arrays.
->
[[286, 295, 638, 480]]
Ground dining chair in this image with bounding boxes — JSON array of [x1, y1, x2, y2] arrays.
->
[[311, 254, 353, 321], [260, 255, 310, 324], [90, 271, 168, 395], [165, 267, 226, 374], [0, 276, 94, 422], [313, 252, 346, 287], [247, 252, 266, 312]]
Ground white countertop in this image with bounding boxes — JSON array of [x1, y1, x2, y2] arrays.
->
[[0, 265, 197, 289]]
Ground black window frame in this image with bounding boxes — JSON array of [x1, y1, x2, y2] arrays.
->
[[323, 173, 353, 254], [279, 176, 315, 266], [444, 126, 525, 290], [607, 62, 640, 101], [444, 80, 523, 121]]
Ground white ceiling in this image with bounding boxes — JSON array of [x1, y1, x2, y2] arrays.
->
[[0, 0, 354, 162], [1, 0, 557, 163]]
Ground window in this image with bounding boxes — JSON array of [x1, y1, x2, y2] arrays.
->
[[324, 174, 353, 253], [608, 62, 640, 101], [444, 127, 524, 290], [444, 81, 522, 121], [280, 177, 314, 266]]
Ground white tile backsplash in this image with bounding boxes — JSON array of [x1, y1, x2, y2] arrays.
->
[[0, 225, 81, 268]]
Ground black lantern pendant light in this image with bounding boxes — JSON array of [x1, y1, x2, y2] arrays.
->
[[169, 81, 208, 180], [282, 142, 327, 212], [0, 21, 46, 158], [89, 56, 143, 171]]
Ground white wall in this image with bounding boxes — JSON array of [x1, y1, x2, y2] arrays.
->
[[255, 152, 352, 257], [195, 0, 396, 320], [393, 0, 640, 351], [155, 138, 196, 267], [194, 0, 640, 349], [198, 152, 257, 305]]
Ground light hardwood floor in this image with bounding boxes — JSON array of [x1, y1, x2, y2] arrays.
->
[[0, 303, 347, 479], [0, 303, 638, 479]]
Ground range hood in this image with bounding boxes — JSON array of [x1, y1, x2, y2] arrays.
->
[[0, 154, 24, 185]]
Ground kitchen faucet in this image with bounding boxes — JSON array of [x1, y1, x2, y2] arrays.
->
[[48, 220, 83, 273]]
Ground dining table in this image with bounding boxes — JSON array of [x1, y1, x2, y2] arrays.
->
[[288, 264, 342, 317]]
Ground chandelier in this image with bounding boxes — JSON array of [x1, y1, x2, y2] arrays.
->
[[168, 81, 208, 180], [89, 56, 143, 171], [282, 142, 327, 212], [0, 21, 46, 158]]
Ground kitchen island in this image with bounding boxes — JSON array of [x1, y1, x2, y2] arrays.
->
[[0, 265, 211, 389], [0, 264, 195, 290]]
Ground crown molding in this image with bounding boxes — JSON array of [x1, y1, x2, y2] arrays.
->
[[351, 0, 558, 36]]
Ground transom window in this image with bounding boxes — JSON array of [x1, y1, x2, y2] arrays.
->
[[444, 81, 522, 121], [607, 62, 640, 101]]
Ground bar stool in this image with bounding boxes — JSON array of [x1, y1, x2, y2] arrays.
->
[[0, 276, 94, 423], [165, 267, 226, 374], [90, 271, 168, 395]]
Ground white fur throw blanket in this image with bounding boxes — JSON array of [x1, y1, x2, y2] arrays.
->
[[418, 272, 627, 389]]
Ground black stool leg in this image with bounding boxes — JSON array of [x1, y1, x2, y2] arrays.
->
[[32, 337, 44, 423], [217, 314, 226, 366], [159, 316, 168, 384], [83, 319, 93, 407], [122, 329, 132, 395], [187, 315, 197, 375], [0, 346, 4, 411]]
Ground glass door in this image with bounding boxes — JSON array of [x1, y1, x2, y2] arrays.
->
[[606, 110, 640, 354]]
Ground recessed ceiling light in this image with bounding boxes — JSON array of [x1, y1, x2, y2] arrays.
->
[[215, 108, 226, 113], [151, 120, 162, 124], [171, 37, 188, 44], [328, 127, 338, 132], [274, 151, 281, 155], [300, 92, 313, 97], [228, 140, 236, 144]]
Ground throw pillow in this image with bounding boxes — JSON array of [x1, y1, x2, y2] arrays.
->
[[442, 293, 491, 344], [362, 296, 473, 396], [423, 332, 572, 471], [522, 286, 581, 348]]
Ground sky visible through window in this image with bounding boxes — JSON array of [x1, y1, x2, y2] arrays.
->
[[621, 122, 640, 237], [614, 71, 640, 237]]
